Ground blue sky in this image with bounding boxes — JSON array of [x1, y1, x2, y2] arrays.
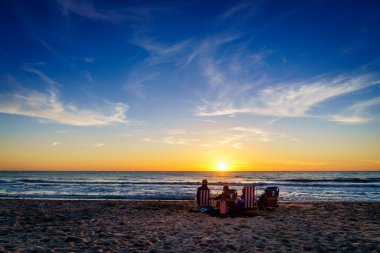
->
[[0, 0, 380, 170]]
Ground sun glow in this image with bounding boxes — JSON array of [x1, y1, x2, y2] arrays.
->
[[217, 163, 228, 171]]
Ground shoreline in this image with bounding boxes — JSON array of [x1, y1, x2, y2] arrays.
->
[[1, 197, 380, 203], [1, 199, 379, 252]]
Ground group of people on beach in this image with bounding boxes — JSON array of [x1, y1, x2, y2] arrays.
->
[[197, 179, 244, 200], [196, 179, 243, 212], [196, 179, 280, 213]]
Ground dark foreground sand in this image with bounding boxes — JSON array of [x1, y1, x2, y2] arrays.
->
[[0, 200, 379, 252]]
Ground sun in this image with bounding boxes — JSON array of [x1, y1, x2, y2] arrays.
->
[[217, 163, 228, 171]]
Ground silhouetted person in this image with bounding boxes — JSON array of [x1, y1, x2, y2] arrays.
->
[[213, 185, 230, 200], [196, 179, 210, 207]]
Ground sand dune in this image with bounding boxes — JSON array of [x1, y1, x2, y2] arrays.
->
[[0, 200, 379, 252]]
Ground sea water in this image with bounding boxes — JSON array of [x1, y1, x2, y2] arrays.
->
[[0, 171, 379, 201]]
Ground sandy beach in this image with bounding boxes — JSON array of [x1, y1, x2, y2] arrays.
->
[[0, 200, 379, 252]]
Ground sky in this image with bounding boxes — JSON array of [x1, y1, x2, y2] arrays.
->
[[0, 0, 380, 171]]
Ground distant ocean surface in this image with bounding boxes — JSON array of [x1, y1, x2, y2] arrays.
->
[[0, 171, 379, 202]]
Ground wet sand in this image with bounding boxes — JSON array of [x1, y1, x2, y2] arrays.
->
[[0, 200, 379, 252]]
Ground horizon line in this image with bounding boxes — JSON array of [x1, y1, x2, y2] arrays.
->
[[1, 170, 379, 173]]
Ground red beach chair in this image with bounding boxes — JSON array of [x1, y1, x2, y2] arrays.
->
[[258, 187, 279, 210], [196, 189, 210, 208], [242, 186, 256, 209]]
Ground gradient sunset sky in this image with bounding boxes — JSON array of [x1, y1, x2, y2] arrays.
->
[[0, 0, 380, 171]]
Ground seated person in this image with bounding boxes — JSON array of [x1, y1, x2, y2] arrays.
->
[[212, 185, 241, 213], [196, 179, 210, 207], [197, 179, 209, 191], [212, 185, 229, 200], [212, 185, 238, 201], [223, 189, 237, 200]]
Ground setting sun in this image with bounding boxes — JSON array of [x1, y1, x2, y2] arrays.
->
[[217, 163, 228, 171]]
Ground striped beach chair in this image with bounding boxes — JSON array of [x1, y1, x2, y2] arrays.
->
[[242, 186, 256, 209], [196, 189, 210, 208]]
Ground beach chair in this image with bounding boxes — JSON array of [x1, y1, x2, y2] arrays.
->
[[196, 189, 210, 208], [242, 186, 256, 209], [258, 187, 279, 210]]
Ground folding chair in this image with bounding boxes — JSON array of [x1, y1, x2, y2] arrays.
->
[[196, 189, 210, 208], [258, 187, 279, 210], [242, 186, 256, 209]]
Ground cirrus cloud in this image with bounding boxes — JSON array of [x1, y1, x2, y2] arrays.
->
[[195, 72, 380, 121], [0, 88, 129, 126]]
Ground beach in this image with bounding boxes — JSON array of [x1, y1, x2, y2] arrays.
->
[[0, 200, 379, 252]]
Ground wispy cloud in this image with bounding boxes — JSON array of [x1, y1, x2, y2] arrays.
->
[[58, 0, 129, 23], [55, 129, 74, 134], [220, 2, 251, 20], [166, 129, 187, 135], [136, 38, 191, 57], [232, 127, 296, 142], [162, 136, 199, 146], [329, 115, 369, 124], [129, 30, 242, 83], [330, 96, 380, 124], [204, 61, 225, 87], [124, 37, 196, 98], [139, 126, 295, 149], [84, 57, 94, 63], [266, 117, 281, 126], [217, 127, 296, 149], [51, 141, 62, 146], [85, 72, 93, 83], [124, 72, 158, 99], [195, 72, 380, 120], [120, 3, 379, 127], [34, 38, 63, 59], [21, 67, 61, 87], [133, 38, 194, 67], [231, 143, 242, 149], [141, 130, 199, 146], [57, 0, 176, 24], [0, 88, 129, 126], [81, 143, 107, 148], [174, 19, 380, 124]]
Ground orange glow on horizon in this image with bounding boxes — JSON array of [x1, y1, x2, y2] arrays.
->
[[0, 140, 380, 171]]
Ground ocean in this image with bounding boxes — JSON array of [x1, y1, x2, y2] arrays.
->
[[0, 171, 379, 201]]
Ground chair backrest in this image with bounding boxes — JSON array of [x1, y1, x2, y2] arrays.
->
[[264, 187, 279, 207], [222, 189, 237, 200], [242, 186, 256, 209], [219, 200, 228, 214], [197, 189, 210, 207]]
